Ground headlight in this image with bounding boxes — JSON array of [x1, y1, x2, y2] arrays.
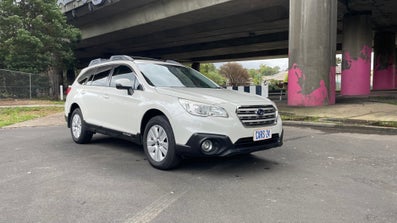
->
[[273, 103, 279, 123], [179, 99, 228, 118]]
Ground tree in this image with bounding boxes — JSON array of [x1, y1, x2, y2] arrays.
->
[[200, 63, 226, 86], [248, 68, 262, 85], [219, 62, 250, 86], [258, 64, 280, 76], [0, 0, 81, 98], [247, 64, 281, 85]]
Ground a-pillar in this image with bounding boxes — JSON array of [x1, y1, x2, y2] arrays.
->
[[341, 14, 372, 95], [191, 62, 200, 71], [373, 32, 396, 90], [288, 0, 337, 106]]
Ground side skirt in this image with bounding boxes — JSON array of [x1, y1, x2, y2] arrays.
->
[[85, 122, 142, 145]]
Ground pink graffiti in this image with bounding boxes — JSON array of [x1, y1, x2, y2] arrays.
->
[[373, 56, 396, 90], [288, 63, 331, 106], [341, 45, 371, 95]]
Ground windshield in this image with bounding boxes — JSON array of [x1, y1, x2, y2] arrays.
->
[[136, 63, 219, 88]]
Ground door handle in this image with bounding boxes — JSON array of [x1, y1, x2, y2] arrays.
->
[[103, 94, 109, 99]]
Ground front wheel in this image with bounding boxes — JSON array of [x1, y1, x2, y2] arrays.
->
[[143, 116, 180, 170], [70, 108, 93, 144]]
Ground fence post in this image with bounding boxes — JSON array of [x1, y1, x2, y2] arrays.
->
[[60, 85, 64, 101], [261, 81, 269, 98]]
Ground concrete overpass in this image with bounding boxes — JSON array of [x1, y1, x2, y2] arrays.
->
[[63, 0, 397, 106], [64, 0, 290, 64]]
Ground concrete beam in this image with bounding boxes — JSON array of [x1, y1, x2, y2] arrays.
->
[[80, 0, 233, 39]]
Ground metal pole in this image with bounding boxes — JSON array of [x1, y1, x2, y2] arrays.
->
[[29, 73, 32, 100]]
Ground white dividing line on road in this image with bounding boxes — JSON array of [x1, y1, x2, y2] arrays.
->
[[124, 189, 188, 223]]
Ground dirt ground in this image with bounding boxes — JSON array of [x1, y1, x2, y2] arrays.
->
[[0, 99, 61, 106]]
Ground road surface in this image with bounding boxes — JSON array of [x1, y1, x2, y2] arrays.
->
[[1, 126, 396, 222]]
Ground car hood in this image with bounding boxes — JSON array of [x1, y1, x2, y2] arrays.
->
[[156, 87, 274, 106]]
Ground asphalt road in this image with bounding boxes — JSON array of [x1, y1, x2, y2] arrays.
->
[[1, 126, 396, 223]]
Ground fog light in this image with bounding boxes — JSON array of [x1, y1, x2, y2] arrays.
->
[[201, 139, 213, 152]]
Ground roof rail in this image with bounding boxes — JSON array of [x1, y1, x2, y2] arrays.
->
[[165, 59, 182, 65], [88, 55, 180, 66], [130, 56, 162, 61], [88, 58, 107, 66], [109, 55, 134, 61]]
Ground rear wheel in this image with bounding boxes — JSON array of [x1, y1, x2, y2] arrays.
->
[[143, 116, 180, 170], [70, 108, 93, 144]]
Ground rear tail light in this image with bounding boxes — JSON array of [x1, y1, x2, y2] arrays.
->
[[65, 86, 72, 95]]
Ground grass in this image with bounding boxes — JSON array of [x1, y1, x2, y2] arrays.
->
[[280, 113, 321, 122], [280, 113, 397, 128], [0, 106, 63, 128], [369, 96, 397, 105]]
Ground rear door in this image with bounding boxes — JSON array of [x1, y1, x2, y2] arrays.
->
[[82, 65, 113, 126]]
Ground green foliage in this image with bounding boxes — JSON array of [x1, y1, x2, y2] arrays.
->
[[267, 79, 285, 91], [0, 69, 50, 98], [283, 72, 288, 83], [248, 68, 262, 85], [248, 65, 281, 85], [200, 63, 226, 86], [259, 64, 280, 76], [0, 0, 81, 73]]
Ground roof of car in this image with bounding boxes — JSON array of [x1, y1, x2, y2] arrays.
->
[[88, 55, 182, 67]]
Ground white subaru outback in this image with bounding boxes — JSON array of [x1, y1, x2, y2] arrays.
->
[[65, 55, 283, 169]]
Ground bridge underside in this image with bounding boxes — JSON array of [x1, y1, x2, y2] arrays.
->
[[69, 0, 289, 65], [67, 0, 397, 67]]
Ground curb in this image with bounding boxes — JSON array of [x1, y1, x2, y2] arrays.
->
[[283, 120, 397, 135]]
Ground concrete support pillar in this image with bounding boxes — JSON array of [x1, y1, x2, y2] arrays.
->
[[288, 0, 337, 106], [394, 48, 397, 89], [191, 62, 200, 71], [373, 32, 396, 90], [341, 15, 372, 95]]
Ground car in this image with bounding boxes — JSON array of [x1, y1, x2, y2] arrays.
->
[[64, 55, 283, 170]]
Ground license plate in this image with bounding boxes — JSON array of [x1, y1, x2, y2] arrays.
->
[[253, 129, 272, 141]]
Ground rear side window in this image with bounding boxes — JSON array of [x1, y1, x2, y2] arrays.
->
[[77, 69, 95, 85], [90, 66, 113, 86]]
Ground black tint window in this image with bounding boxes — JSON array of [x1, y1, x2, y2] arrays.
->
[[91, 66, 112, 86], [110, 65, 139, 89], [77, 69, 95, 85]]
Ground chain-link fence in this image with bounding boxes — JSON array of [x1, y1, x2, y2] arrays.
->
[[0, 69, 50, 99]]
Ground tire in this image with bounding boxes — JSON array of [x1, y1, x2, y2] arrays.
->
[[70, 108, 93, 144], [143, 116, 180, 170]]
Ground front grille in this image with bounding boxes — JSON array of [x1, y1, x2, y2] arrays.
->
[[236, 105, 277, 127]]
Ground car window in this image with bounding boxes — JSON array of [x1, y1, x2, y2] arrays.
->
[[77, 68, 95, 85], [110, 65, 140, 89], [90, 66, 112, 87], [136, 63, 219, 88]]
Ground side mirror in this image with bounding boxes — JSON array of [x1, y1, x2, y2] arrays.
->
[[115, 78, 134, 95]]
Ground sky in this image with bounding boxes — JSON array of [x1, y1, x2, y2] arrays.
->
[[214, 58, 289, 71]]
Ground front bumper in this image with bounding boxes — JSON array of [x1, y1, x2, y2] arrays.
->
[[175, 130, 283, 157]]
